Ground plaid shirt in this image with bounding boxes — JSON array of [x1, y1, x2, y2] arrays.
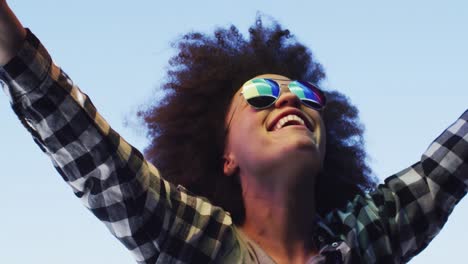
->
[[1, 30, 467, 264]]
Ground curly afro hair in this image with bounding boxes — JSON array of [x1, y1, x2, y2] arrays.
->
[[138, 17, 377, 225]]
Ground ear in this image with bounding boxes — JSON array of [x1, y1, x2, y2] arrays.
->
[[223, 153, 238, 177]]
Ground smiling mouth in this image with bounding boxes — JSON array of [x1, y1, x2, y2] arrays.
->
[[273, 114, 308, 131]]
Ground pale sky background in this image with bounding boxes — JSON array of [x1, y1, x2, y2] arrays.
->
[[0, 0, 466, 263]]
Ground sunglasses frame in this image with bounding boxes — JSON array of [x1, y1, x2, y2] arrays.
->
[[240, 78, 327, 110], [225, 78, 326, 133]]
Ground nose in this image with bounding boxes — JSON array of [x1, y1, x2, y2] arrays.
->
[[274, 88, 301, 108]]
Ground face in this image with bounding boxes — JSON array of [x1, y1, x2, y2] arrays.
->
[[223, 74, 326, 180]]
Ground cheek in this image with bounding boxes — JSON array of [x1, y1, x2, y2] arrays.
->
[[227, 114, 273, 163], [232, 117, 269, 149]]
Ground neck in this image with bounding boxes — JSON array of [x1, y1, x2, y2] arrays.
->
[[239, 167, 318, 263]]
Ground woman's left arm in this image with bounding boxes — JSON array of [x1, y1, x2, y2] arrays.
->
[[386, 110, 468, 260], [328, 110, 467, 263]]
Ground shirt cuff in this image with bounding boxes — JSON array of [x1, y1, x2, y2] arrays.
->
[[0, 28, 52, 101]]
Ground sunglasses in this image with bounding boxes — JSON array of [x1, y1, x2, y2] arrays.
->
[[241, 78, 326, 110]]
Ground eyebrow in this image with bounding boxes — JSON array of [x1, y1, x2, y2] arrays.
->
[[269, 78, 292, 81]]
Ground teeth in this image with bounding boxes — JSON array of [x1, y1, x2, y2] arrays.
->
[[273, 114, 305, 131]]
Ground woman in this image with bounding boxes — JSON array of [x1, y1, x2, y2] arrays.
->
[[1, 1, 466, 263]]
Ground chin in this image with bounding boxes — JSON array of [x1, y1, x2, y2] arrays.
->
[[277, 141, 322, 163], [283, 136, 319, 151]]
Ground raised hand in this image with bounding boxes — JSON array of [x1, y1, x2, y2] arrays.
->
[[0, 0, 27, 65]]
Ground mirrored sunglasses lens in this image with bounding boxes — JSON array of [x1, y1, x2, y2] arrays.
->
[[290, 81, 325, 109], [247, 96, 277, 108], [301, 100, 323, 110], [242, 78, 280, 108]]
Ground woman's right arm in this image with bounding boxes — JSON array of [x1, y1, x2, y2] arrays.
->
[[0, 2, 235, 263]]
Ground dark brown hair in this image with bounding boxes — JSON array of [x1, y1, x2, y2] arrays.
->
[[139, 17, 376, 225]]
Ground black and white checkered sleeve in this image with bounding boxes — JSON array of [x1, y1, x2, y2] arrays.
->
[[1, 29, 235, 264], [363, 111, 466, 262], [326, 110, 467, 263], [384, 110, 467, 261]]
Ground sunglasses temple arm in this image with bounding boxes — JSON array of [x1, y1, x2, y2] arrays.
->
[[225, 97, 241, 133]]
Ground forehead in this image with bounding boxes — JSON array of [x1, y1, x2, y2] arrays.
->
[[254, 73, 291, 82], [237, 73, 292, 93]]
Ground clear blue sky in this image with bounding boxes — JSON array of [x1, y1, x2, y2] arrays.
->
[[0, 0, 466, 263]]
